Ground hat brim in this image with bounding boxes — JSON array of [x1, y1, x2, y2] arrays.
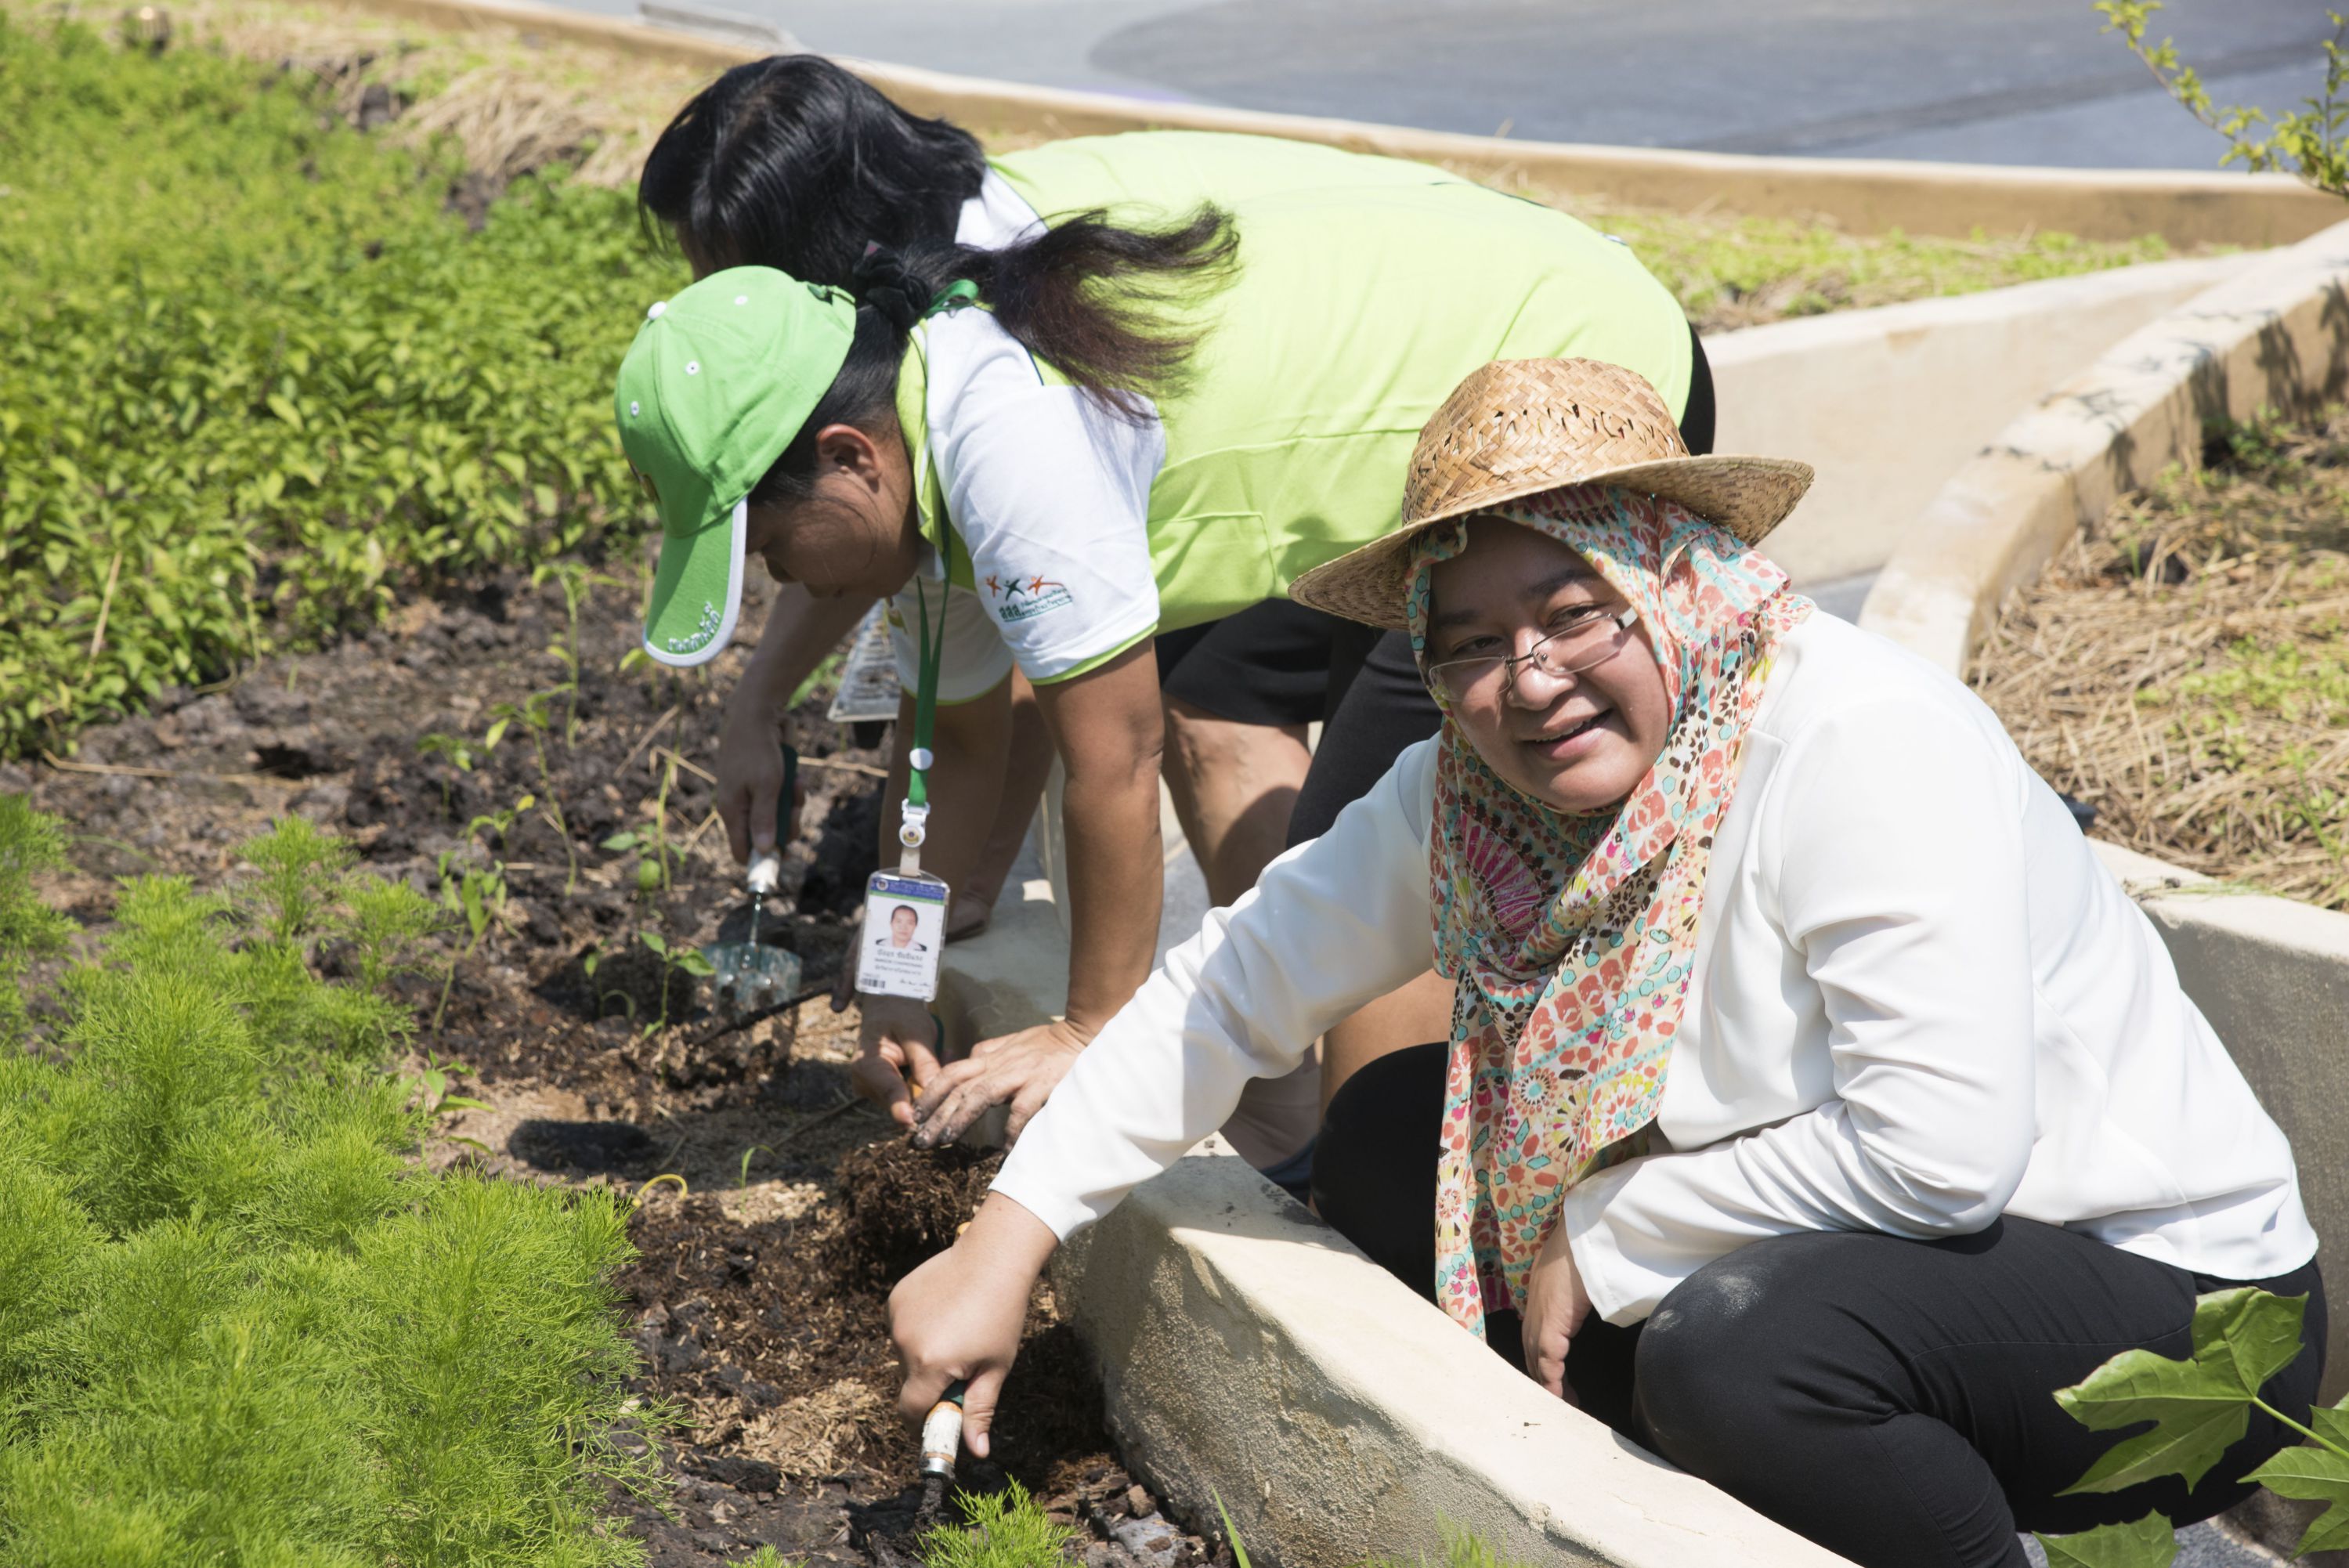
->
[[642, 498, 748, 668], [1287, 454, 1815, 631]]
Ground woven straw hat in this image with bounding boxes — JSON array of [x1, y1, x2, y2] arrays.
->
[[1288, 358, 1814, 630]]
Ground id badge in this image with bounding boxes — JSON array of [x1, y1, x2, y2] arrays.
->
[[855, 869, 949, 1001]]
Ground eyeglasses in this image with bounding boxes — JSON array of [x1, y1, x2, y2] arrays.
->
[[1422, 604, 1639, 703]]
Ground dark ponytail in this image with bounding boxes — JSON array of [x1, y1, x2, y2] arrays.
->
[[647, 56, 1238, 505], [749, 215, 1235, 512]]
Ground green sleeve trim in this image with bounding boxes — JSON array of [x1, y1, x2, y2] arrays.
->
[[1026, 624, 1160, 687]]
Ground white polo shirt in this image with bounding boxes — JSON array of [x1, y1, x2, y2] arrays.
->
[[886, 175, 1169, 701]]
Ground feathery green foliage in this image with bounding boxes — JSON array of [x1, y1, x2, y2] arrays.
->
[[0, 800, 650, 1566], [0, 794, 74, 1041], [916, 1480, 1080, 1568], [1, 15, 685, 755]]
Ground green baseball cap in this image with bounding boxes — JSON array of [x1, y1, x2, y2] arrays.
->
[[615, 266, 857, 667]]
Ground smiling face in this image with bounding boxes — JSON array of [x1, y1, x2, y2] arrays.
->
[[744, 423, 923, 600], [1423, 518, 1675, 815]]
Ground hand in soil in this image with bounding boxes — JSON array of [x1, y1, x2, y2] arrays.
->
[[852, 995, 944, 1127], [888, 1192, 1060, 1459], [910, 1018, 1091, 1149]]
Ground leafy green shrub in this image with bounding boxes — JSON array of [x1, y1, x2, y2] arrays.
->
[[2036, 1287, 2346, 1566], [0, 800, 651, 1566], [2101, 2, 2349, 197], [0, 16, 683, 754]]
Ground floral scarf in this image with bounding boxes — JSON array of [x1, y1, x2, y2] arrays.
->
[[1404, 486, 1812, 1337]]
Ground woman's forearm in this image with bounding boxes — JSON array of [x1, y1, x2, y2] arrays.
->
[[1057, 750, 1165, 1035], [735, 584, 874, 724], [1028, 645, 1169, 1037]]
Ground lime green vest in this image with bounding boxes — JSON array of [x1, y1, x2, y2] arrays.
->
[[902, 131, 1692, 631]]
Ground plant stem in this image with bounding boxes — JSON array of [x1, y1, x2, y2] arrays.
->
[[2250, 1396, 2349, 1460]]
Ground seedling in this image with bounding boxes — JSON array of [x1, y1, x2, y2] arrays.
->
[[530, 559, 606, 746], [431, 854, 509, 1033], [486, 688, 581, 894], [604, 753, 683, 900], [578, 945, 644, 1024], [637, 929, 711, 1034], [410, 1052, 493, 1118], [417, 731, 479, 815]]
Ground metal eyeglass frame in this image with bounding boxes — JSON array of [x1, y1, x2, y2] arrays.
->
[[1422, 603, 1641, 699]]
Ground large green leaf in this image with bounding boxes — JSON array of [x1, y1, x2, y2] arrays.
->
[[2033, 1512, 2178, 1568], [2244, 1411, 2349, 1557], [2055, 1288, 2307, 1494]]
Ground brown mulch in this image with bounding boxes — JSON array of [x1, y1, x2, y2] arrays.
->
[[5, 565, 1211, 1566], [1971, 406, 2349, 909]]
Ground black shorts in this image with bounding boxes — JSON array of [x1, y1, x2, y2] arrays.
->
[[1162, 321, 1717, 847], [1155, 598, 1336, 729]]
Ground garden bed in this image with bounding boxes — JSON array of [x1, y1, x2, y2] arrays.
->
[[5, 570, 1224, 1566], [1971, 406, 2349, 912]]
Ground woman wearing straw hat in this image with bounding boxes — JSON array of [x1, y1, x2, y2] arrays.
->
[[620, 69, 1708, 1173], [885, 359, 2321, 1567]]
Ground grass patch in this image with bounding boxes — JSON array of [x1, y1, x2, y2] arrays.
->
[[1540, 198, 2185, 334], [0, 804, 653, 1564], [1972, 406, 2349, 909]]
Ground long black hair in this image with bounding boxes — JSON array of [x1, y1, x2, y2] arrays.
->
[[639, 56, 1238, 504]]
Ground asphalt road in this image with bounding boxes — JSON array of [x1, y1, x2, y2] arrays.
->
[[575, 0, 2341, 171]]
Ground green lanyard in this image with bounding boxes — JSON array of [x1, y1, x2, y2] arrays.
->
[[896, 280, 978, 872], [904, 573, 944, 811]]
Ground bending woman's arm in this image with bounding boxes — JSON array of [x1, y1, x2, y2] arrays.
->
[[1559, 696, 2039, 1325], [891, 738, 1438, 1450], [991, 736, 1441, 1237]]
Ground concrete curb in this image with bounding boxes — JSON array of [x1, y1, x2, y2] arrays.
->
[[1053, 1154, 1851, 1568], [2087, 844, 2349, 1404], [1858, 215, 2349, 673], [1717, 251, 2259, 585], [331, 0, 2338, 246]]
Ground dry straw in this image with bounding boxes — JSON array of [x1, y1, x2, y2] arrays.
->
[[1972, 408, 2349, 910]]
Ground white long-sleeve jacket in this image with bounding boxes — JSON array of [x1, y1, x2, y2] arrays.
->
[[992, 612, 2316, 1323]]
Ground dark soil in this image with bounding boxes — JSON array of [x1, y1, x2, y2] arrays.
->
[[10, 570, 1215, 1567]]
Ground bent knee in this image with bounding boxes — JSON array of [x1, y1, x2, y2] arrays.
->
[[1633, 1237, 1860, 1456]]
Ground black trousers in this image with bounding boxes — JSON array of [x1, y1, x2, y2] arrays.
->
[[1314, 1042, 2327, 1568]]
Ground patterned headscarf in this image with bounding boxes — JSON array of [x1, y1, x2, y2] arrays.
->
[[1403, 486, 1812, 1337]]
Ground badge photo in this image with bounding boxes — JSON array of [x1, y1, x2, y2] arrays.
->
[[855, 870, 949, 1000]]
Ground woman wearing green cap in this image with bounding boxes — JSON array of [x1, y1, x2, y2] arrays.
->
[[620, 59, 1710, 1174]]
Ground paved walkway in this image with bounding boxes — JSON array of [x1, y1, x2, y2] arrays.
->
[[578, 0, 2336, 171]]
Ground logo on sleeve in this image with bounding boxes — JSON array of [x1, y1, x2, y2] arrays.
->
[[985, 572, 1075, 624]]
